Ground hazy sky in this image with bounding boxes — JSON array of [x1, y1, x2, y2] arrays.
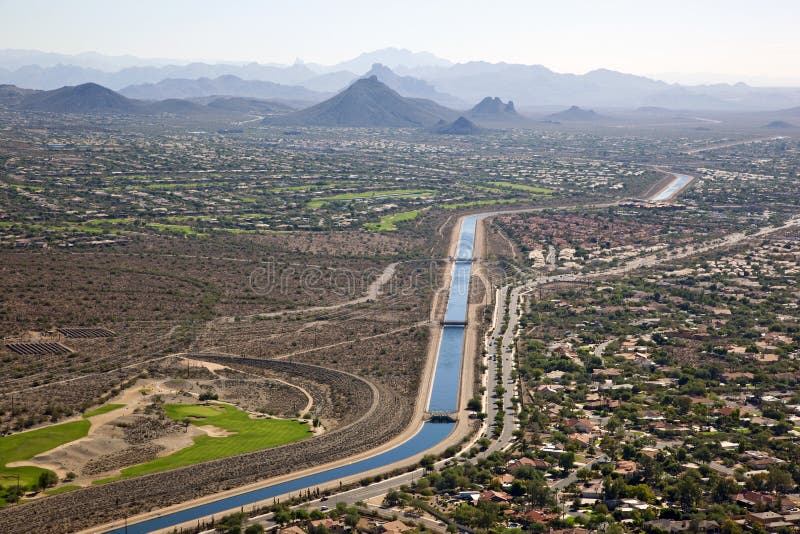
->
[[1, 0, 799, 85]]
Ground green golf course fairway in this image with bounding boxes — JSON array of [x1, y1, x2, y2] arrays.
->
[[103, 403, 310, 481], [0, 420, 90, 495]]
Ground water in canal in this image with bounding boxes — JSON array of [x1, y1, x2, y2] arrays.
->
[[650, 174, 691, 202]]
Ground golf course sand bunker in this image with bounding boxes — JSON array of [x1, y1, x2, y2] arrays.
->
[[2, 359, 314, 496]]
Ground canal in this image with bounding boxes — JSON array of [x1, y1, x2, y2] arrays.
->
[[108, 214, 481, 533]]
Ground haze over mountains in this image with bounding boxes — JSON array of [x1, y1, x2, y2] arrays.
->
[[3, 47, 800, 112], [119, 75, 325, 104]]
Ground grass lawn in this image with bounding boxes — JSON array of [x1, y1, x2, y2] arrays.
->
[[146, 222, 206, 237], [44, 484, 80, 495], [441, 199, 520, 210], [365, 209, 424, 231], [83, 404, 125, 419], [0, 420, 90, 490], [308, 189, 434, 208], [487, 181, 555, 194], [101, 403, 310, 481]]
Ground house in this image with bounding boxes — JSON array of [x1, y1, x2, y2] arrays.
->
[[581, 480, 604, 499], [614, 460, 639, 478], [379, 520, 413, 534], [546, 370, 566, 383], [520, 509, 556, 524], [747, 511, 785, 526], [279, 526, 307, 534], [736, 491, 785, 510], [507, 457, 550, 472], [493, 473, 515, 487], [480, 490, 512, 503], [309, 518, 347, 534], [583, 399, 620, 411], [645, 519, 720, 533], [563, 418, 595, 433], [458, 490, 481, 504], [569, 433, 593, 447]]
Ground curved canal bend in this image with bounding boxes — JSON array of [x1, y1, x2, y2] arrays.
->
[[107, 215, 481, 534]]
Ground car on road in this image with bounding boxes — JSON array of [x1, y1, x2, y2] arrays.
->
[[320, 505, 329, 511]]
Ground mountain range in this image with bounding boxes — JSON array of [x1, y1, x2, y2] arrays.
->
[[0, 82, 294, 117], [119, 74, 325, 104], [3, 48, 800, 111]]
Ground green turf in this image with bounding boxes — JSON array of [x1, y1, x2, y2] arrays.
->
[[440, 199, 520, 210], [44, 484, 81, 495], [83, 404, 125, 419], [308, 189, 434, 208], [146, 223, 206, 237], [103, 403, 310, 481], [0, 420, 90, 490], [486, 181, 554, 194], [365, 209, 423, 231]]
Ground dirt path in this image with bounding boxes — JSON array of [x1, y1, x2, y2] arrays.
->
[[244, 261, 398, 320]]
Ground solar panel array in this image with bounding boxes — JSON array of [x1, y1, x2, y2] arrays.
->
[[57, 327, 116, 338], [5, 342, 73, 355]]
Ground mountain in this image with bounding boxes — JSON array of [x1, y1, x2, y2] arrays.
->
[[321, 48, 453, 75], [465, 96, 529, 126], [0, 62, 320, 91], [200, 96, 295, 115], [300, 70, 358, 93], [764, 120, 795, 129], [267, 76, 457, 127], [4, 48, 800, 112], [361, 64, 464, 108], [120, 75, 325, 103], [546, 106, 603, 122], [20, 82, 141, 113], [0, 82, 269, 117], [435, 116, 479, 135], [0, 49, 181, 71], [0, 84, 37, 106]]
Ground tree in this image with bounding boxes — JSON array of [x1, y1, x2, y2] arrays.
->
[[36, 471, 58, 490], [420, 455, 436, 470], [384, 490, 405, 507], [245, 525, 265, 534], [273, 510, 292, 525], [527, 478, 552, 507], [467, 397, 483, 412], [721, 518, 743, 534], [510, 479, 527, 497], [558, 451, 575, 471], [712, 477, 739, 503], [344, 512, 359, 528], [767, 468, 795, 493], [675, 475, 702, 511]]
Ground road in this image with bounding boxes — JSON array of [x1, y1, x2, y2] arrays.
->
[[481, 285, 523, 456], [684, 135, 784, 154], [241, 463, 454, 532], [550, 454, 609, 492]]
